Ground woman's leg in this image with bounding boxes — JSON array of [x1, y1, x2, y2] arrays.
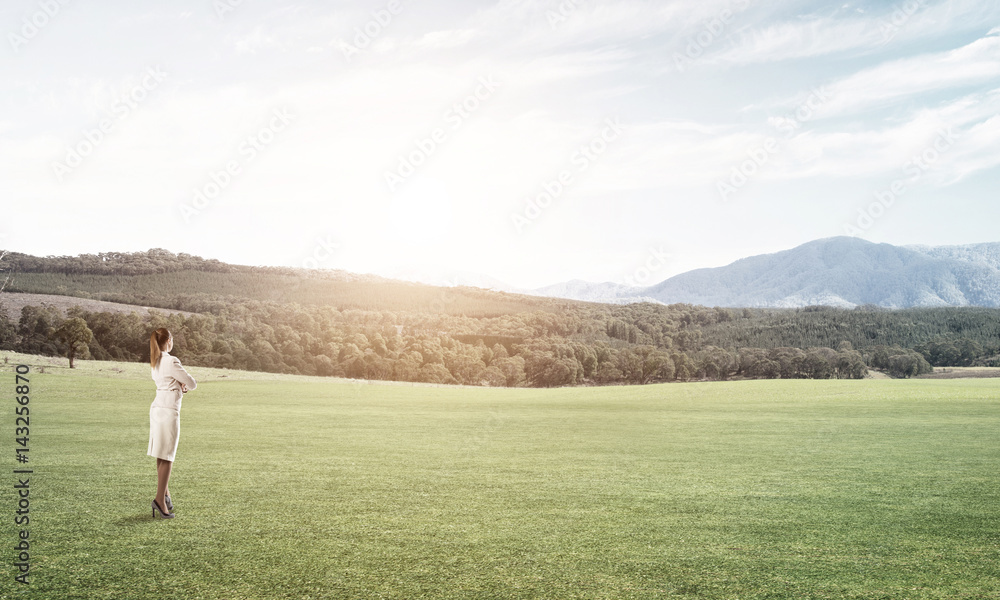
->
[[155, 458, 173, 512]]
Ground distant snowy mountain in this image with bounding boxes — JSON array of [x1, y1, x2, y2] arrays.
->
[[531, 280, 660, 305], [534, 237, 1000, 308]]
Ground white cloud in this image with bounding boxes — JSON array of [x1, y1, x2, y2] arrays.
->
[[759, 87, 1000, 183], [772, 33, 1000, 118], [461, 0, 748, 53], [580, 84, 1000, 194], [709, 15, 880, 65], [230, 25, 286, 55], [709, 0, 1000, 66], [934, 113, 1000, 183]]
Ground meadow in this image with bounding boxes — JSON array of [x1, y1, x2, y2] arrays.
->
[[1, 352, 998, 599]]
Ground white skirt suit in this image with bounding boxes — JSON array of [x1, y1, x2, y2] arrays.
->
[[147, 351, 197, 462]]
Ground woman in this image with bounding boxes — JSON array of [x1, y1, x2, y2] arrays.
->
[[148, 328, 197, 519]]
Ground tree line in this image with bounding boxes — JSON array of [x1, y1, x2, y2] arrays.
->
[[0, 298, 887, 386], [1, 248, 997, 385], [699, 304, 1000, 362]]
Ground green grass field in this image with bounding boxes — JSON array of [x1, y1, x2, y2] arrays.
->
[[2, 352, 999, 599]]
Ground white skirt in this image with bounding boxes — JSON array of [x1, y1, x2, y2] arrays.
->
[[147, 403, 180, 461]]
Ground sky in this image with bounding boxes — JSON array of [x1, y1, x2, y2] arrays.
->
[[2, 0, 999, 290]]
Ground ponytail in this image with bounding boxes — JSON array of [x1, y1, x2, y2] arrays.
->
[[150, 328, 171, 368]]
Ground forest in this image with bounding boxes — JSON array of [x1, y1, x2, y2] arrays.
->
[[1, 249, 998, 386]]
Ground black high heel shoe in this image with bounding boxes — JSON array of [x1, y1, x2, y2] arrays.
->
[[164, 494, 173, 512], [152, 499, 175, 519]]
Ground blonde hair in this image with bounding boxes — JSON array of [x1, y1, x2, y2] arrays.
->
[[150, 328, 171, 368]]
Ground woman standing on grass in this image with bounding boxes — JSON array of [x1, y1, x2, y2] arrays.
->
[[148, 328, 197, 519]]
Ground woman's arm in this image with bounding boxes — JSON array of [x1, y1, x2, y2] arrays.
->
[[168, 356, 197, 391]]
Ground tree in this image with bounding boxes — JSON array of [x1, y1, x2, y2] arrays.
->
[[444, 351, 487, 385], [419, 363, 457, 385], [887, 351, 932, 378], [481, 366, 507, 387], [0, 309, 16, 350], [835, 349, 867, 379], [870, 346, 892, 370], [594, 360, 623, 384], [635, 346, 674, 383], [701, 360, 720, 380], [0, 250, 11, 293], [803, 348, 836, 379], [523, 351, 578, 387], [770, 347, 806, 379], [492, 356, 526, 387], [888, 354, 918, 378], [393, 351, 424, 382], [52, 317, 93, 368], [0, 253, 17, 350], [572, 343, 598, 378], [738, 348, 768, 378], [957, 339, 982, 366], [699, 346, 736, 380], [19, 304, 64, 356]]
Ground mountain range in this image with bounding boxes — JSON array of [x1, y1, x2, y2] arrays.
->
[[5, 237, 999, 310], [528, 237, 1000, 308]]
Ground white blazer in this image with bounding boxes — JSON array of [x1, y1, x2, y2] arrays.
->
[[151, 351, 197, 410]]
